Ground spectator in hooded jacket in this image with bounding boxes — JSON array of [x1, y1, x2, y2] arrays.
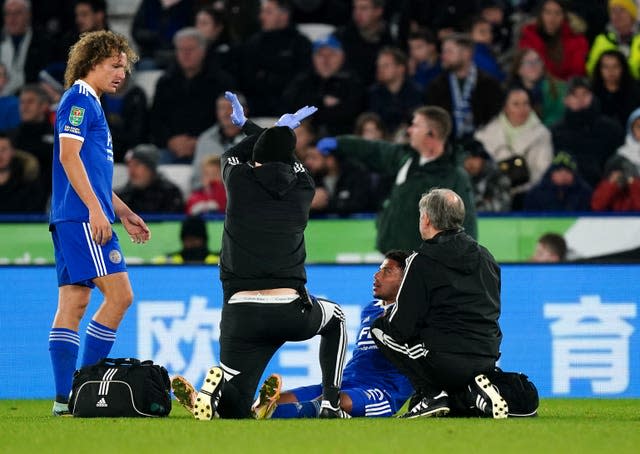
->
[[462, 138, 512, 212], [518, 0, 588, 81], [524, 151, 592, 212], [591, 155, 640, 211], [617, 106, 640, 173], [551, 76, 625, 187]]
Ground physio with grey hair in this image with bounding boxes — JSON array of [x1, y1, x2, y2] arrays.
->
[[371, 188, 508, 419]]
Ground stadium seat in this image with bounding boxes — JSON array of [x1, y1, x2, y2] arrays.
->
[[133, 69, 164, 107], [158, 164, 193, 201], [297, 23, 336, 42]]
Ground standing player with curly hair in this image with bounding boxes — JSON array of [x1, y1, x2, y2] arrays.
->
[[48, 31, 150, 416]]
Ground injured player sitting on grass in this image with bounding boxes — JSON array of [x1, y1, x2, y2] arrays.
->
[[172, 250, 414, 418]]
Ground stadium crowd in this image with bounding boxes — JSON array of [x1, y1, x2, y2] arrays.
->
[[2, 0, 640, 217]]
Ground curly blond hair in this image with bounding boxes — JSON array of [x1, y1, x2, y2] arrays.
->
[[64, 30, 138, 89]]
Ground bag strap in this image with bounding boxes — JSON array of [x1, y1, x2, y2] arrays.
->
[[99, 357, 142, 367]]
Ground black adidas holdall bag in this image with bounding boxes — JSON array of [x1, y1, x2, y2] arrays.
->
[[69, 357, 172, 417]]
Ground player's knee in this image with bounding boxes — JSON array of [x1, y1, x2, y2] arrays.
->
[[107, 287, 133, 312], [120, 288, 134, 309]]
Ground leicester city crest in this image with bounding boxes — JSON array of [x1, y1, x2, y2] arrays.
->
[[109, 249, 122, 264], [69, 106, 85, 126]]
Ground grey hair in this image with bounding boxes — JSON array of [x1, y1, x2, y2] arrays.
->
[[419, 188, 465, 231], [173, 27, 207, 49]]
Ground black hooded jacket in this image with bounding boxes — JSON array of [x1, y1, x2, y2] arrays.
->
[[379, 229, 502, 357], [219, 120, 315, 302]]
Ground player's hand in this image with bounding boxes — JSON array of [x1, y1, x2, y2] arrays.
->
[[89, 208, 112, 246], [224, 91, 247, 127], [275, 105, 318, 129], [121, 213, 151, 244]]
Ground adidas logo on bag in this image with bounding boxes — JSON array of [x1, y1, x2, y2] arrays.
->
[[96, 398, 108, 408]]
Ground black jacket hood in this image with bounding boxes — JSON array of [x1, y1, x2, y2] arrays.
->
[[252, 162, 299, 198], [418, 230, 480, 274]]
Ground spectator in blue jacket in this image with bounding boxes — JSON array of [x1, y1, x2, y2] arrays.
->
[[524, 151, 592, 212]]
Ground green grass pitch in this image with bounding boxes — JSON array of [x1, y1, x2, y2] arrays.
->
[[2, 399, 639, 453]]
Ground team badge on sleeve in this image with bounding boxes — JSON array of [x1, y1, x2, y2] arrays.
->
[[69, 106, 85, 126]]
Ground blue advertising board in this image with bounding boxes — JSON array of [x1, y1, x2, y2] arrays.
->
[[0, 264, 638, 399]]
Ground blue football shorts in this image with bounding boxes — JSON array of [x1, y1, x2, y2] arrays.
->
[[290, 381, 396, 417], [51, 221, 127, 288]]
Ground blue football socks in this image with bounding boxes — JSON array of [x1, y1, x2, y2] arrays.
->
[[272, 400, 321, 418], [81, 320, 116, 367], [49, 328, 80, 403]]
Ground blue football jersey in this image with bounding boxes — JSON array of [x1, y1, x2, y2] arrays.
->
[[50, 80, 115, 224], [343, 301, 413, 409]]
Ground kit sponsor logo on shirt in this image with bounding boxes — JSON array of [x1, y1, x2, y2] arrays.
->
[[63, 125, 81, 135]]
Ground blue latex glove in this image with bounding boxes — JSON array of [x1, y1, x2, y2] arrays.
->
[[316, 137, 337, 155], [224, 91, 246, 127], [275, 105, 318, 129]]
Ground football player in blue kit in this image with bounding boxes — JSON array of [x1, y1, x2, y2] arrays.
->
[[48, 31, 150, 416], [260, 250, 414, 418], [171, 250, 414, 418]]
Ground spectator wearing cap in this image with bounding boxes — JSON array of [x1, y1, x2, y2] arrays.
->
[[116, 145, 184, 213], [406, 29, 442, 91], [424, 33, 503, 140], [156, 215, 219, 264], [551, 76, 625, 187], [587, 0, 640, 79], [523, 151, 592, 211], [474, 86, 553, 209], [238, 0, 312, 116], [283, 34, 364, 136], [368, 47, 423, 137], [462, 139, 512, 212], [518, 0, 588, 81], [334, 0, 394, 87]]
